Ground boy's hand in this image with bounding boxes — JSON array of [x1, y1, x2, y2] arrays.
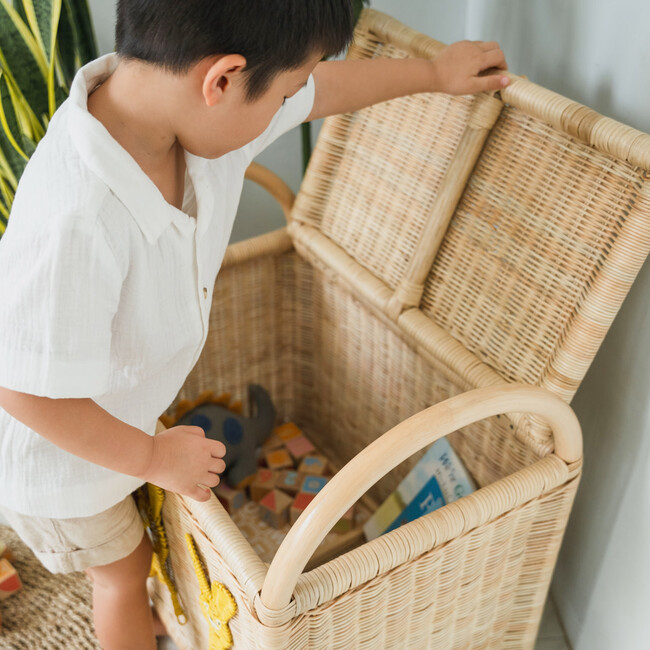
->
[[140, 425, 226, 502], [432, 40, 510, 95]]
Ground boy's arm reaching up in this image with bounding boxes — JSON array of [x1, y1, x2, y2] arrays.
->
[[0, 387, 225, 502], [306, 40, 509, 122]]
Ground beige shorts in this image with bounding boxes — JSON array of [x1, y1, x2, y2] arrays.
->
[[0, 492, 146, 574]]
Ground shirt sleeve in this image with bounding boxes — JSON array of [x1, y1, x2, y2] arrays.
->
[[244, 73, 316, 159], [0, 222, 122, 398]]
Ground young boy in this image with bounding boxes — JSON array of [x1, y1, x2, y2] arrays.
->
[[0, 1, 508, 647]]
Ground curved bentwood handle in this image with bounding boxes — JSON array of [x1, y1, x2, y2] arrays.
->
[[260, 383, 582, 610], [244, 162, 296, 222]]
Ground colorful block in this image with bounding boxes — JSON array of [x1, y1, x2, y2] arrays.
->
[[258, 489, 294, 528], [0, 559, 21, 601], [250, 468, 277, 502], [332, 506, 355, 533], [265, 448, 294, 471], [275, 470, 305, 496], [0, 541, 14, 563], [284, 435, 316, 461], [261, 432, 285, 455], [213, 482, 246, 513], [301, 475, 328, 495], [274, 422, 302, 442], [298, 454, 328, 476], [290, 492, 316, 525]]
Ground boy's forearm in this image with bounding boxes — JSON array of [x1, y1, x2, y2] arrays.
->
[[0, 387, 153, 479], [307, 58, 436, 121], [306, 42, 509, 122]]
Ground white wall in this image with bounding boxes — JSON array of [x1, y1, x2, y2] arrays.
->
[[83, 2, 650, 647], [460, 2, 650, 648]]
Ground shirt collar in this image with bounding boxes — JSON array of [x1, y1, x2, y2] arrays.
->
[[67, 53, 197, 243]]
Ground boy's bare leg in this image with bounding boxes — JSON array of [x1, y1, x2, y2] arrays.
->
[[85, 532, 157, 650], [151, 606, 168, 637]]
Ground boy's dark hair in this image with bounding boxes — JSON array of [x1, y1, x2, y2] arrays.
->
[[115, 0, 355, 101]]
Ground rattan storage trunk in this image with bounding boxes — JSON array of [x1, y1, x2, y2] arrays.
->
[[148, 10, 650, 649]]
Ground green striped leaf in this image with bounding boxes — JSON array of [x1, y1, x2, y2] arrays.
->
[[0, 145, 17, 189], [0, 172, 13, 228], [0, 74, 28, 185], [57, 0, 77, 86], [13, 1, 28, 25], [0, 196, 9, 232], [0, 0, 49, 123], [20, 0, 63, 115], [20, 132, 37, 160], [0, 175, 14, 209], [66, 0, 99, 65]]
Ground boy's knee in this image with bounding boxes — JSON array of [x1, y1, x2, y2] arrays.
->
[[87, 532, 153, 591]]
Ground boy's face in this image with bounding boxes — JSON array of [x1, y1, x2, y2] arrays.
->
[[177, 52, 322, 159]]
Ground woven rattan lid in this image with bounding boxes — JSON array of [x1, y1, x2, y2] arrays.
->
[[290, 9, 650, 410]]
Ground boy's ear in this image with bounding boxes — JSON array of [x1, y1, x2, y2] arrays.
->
[[202, 54, 247, 107]]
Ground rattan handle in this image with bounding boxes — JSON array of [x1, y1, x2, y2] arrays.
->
[[260, 383, 582, 610], [244, 162, 296, 222]]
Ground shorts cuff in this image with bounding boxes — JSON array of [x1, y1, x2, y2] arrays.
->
[[36, 506, 145, 574]]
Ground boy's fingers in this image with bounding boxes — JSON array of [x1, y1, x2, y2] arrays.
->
[[206, 471, 221, 487], [185, 426, 206, 437], [192, 484, 211, 501], [209, 458, 226, 474], [479, 40, 500, 51], [481, 49, 508, 71], [475, 73, 510, 93], [210, 440, 227, 457]]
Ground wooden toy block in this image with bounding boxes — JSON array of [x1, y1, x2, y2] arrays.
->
[[274, 422, 302, 442], [258, 489, 294, 529], [332, 506, 355, 533], [290, 492, 316, 525], [261, 432, 285, 455], [265, 448, 294, 471], [284, 435, 316, 461], [256, 446, 266, 467], [0, 541, 14, 563], [249, 468, 278, 502], [275, 470, 305, 496], [301, 474, 328, 495], [0, 559, 21, 601], [298, 454, 328, 476], [213, 482, 246, 513]]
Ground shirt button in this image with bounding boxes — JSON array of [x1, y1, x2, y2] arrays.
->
[[203, 287, 208, 299]]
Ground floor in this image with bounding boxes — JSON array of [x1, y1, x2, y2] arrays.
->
[[157, 592, 571, 649]]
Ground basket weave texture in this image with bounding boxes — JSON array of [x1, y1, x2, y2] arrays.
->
[[149, 9, 650, 649]]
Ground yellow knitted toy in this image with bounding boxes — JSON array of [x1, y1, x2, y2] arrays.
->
[[185, 532, 237, 650], [135, 483, 187, 624]]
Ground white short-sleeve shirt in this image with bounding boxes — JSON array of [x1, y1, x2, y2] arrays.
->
[[0, 54, 315, 518]]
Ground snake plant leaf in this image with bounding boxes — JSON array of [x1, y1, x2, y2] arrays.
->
[[20, 0, 63, 116], [13, 1, 28, 26], [57, 0, 98, 89], [53, 81, 67, 112], [57, 0, 78, 87], [0, 190, 10, 232], [20, 0, 62, 65], [0, 74, 28, 185], [352, 0, 369, 22], [0, 176, 14, 210], [66, 0, 99, 66], [0, 0, 49, 124], [20, 132, 37, 160]]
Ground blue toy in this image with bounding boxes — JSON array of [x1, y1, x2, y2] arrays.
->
[[162, 384, 276, 489]]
